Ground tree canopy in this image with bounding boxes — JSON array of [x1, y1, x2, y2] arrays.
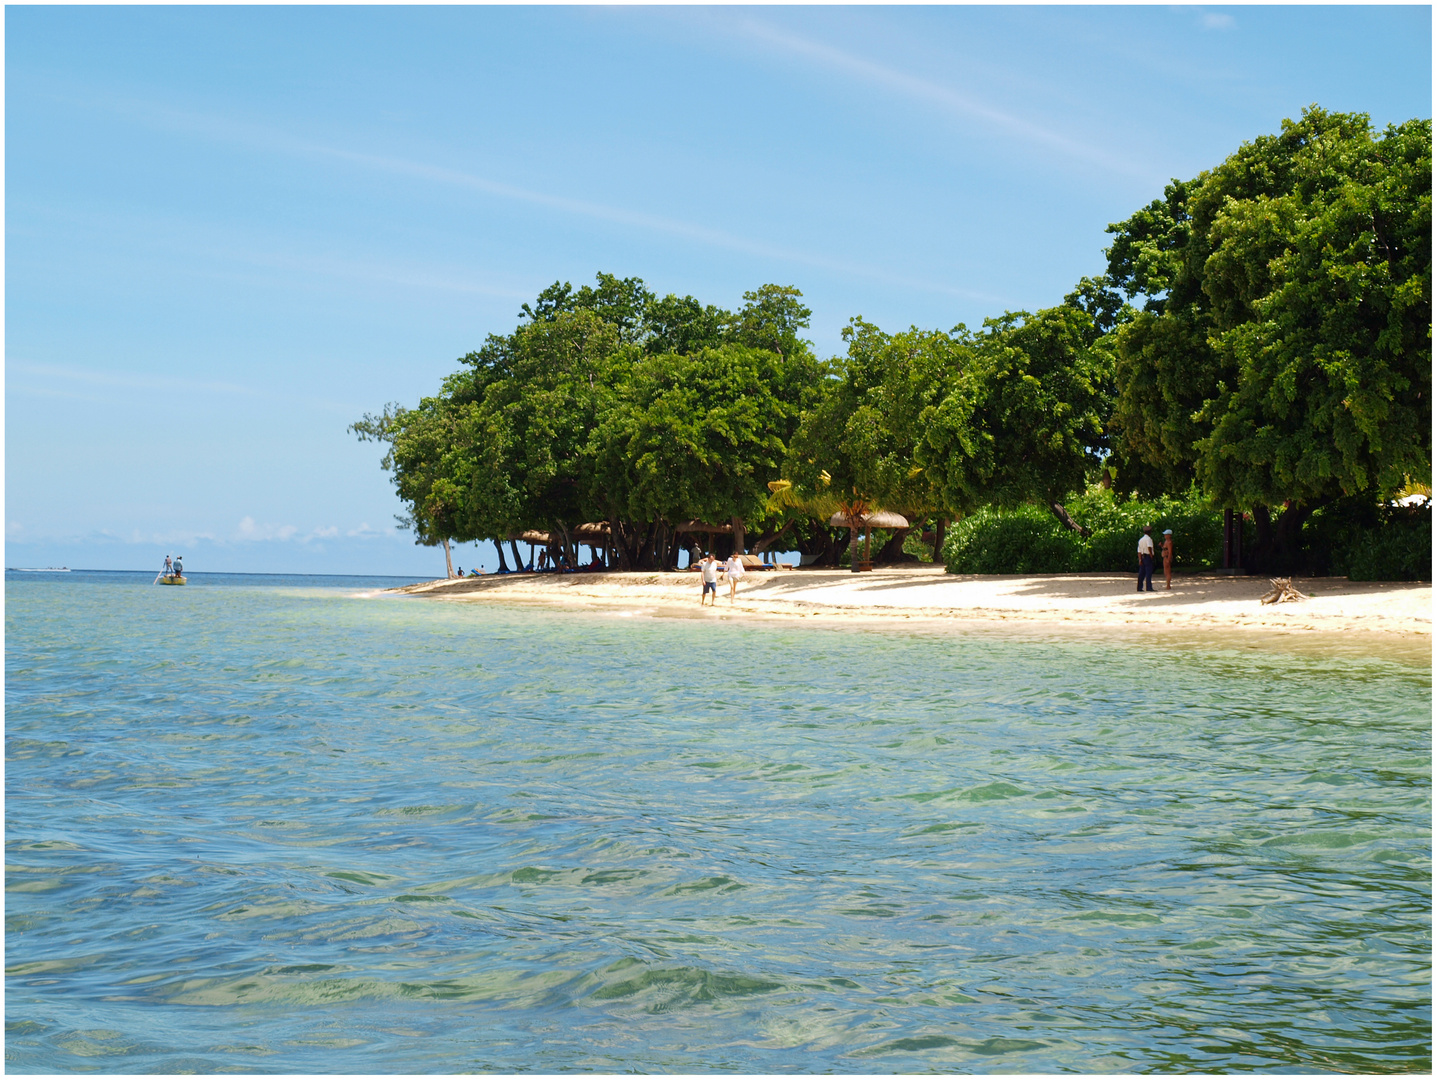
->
[[357, 107, 1430, 577], [1104, 106, 1431, 566]]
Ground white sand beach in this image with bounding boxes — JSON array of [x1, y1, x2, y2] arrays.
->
[[396, 565, 1432, 641]]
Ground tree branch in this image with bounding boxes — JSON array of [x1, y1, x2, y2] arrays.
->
[[1049, 502, 1092, 537]]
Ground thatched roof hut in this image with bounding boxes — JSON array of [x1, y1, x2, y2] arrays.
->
[[674, 520, 733, 534], [572, 522, 611, 542], [828, 510, 909, 530]]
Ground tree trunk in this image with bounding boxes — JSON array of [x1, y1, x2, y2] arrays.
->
[[494, 539, 510, 572], [637, 521, 659, 570], [731, 516, 747, 555], [849, 524, 861, 572], [554, 521, 577, 569], [933, 516, 948, 562], [1049, 502, 1092, 537], [509, 539, 525, 570], [1248, 501, 1316, 574], [753, 520, 794, 554], [442, 538, 454, 578], [875, 527, 911, 564]]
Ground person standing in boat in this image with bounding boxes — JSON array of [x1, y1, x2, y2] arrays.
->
[[174, 556, 183, 577], [163, 555, 174, 576]]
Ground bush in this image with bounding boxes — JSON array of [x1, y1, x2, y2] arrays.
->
[[942, 491, 1430, 580], [1302, 498, 1431, 580], [1343, 507, 1431, 581], [942, 490, 1223, 574]]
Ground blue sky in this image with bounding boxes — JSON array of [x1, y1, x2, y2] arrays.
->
[[6, 5, 1431, 575]]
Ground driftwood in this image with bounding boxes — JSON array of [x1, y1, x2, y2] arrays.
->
[[1260, 577, 1309, 605]]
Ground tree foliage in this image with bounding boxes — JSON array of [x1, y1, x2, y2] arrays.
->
[[356, 107, 1430, 579], [1105, 106, 1431, 567]]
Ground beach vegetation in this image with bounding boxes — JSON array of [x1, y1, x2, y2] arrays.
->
[[941, 489, 1224, 575], [1104, 107, 1431, 572], [356, 106, 1429, 580]]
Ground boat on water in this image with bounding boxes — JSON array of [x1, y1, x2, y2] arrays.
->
[[157, 575, 187, 586]]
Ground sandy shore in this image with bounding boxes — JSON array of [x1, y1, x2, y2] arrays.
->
[[395, 565, 1431, 642]]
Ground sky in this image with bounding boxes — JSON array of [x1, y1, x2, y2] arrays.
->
[[5, 4, 1431, 576]]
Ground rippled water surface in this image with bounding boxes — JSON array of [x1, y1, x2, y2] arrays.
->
[[6, 570, 1431, 1072]]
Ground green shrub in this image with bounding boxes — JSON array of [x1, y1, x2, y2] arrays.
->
[[942, 490, 1223, 574], [941, 506, 1079, 574], [942, 491, 1429, 579], [1344, 508, 1431, 581]]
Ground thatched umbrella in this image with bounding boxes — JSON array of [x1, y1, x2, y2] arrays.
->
[[829, 509, 909, 570], [567, 522, 611, 566], [828, 510, 909, 530], [673, 520, 733, 534]]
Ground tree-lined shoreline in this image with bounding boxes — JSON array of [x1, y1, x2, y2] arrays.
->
[[355, 108, 1430, 578]]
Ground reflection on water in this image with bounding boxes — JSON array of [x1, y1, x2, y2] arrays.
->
[[6, 571, 1431, 1072]]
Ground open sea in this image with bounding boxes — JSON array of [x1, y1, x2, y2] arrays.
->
[[5, 569, 1431, 1073]]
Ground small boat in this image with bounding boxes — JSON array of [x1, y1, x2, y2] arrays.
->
[[157, 574, 187, 586]]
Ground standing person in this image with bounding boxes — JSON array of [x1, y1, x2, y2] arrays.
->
[[699, 552, 720, 605], [174, 555, 184, 577], [1136, 526, 1155, 592], [163, 554, 174, 576], [724, 552, 746, 600], [1161, 529, 1175, 590]]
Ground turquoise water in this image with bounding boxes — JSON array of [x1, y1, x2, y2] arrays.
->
[[6, 571, 1431, 1072]]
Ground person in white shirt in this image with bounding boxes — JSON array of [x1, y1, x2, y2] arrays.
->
[[699, 553, 720, 605], [724, 552, 746, 599], [1136, 526, 1155, 592]]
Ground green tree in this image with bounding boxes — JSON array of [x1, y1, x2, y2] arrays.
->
[[588, 344, 816, 566], [1105, 107, 1431, 568], [350, 374, 504, 578], [786, 318, 972, 562], [466, 308, 632, 562], [920, 305, 1114, 534], [520, 272, 656, 344]]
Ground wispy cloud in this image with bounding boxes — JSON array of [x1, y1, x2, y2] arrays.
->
[[732, 19, 1154, 182], [7, 358, 368, 417], [314, 144, 1006, 303], [9, 359, 260, 399], [347, 522, 396, 538], [6, 521, 404, 548], [58, 87, 1005, 305], [237, 516, 298, 542]]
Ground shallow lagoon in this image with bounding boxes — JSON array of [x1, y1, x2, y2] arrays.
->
[[6, 571, 1431, 1072]]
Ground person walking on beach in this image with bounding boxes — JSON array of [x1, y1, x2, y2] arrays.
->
[[699, 552, 720, 605], [1161, 529, 1175, 589], [1136, 526, 1155, 592], [724, 552, 746, 600]]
